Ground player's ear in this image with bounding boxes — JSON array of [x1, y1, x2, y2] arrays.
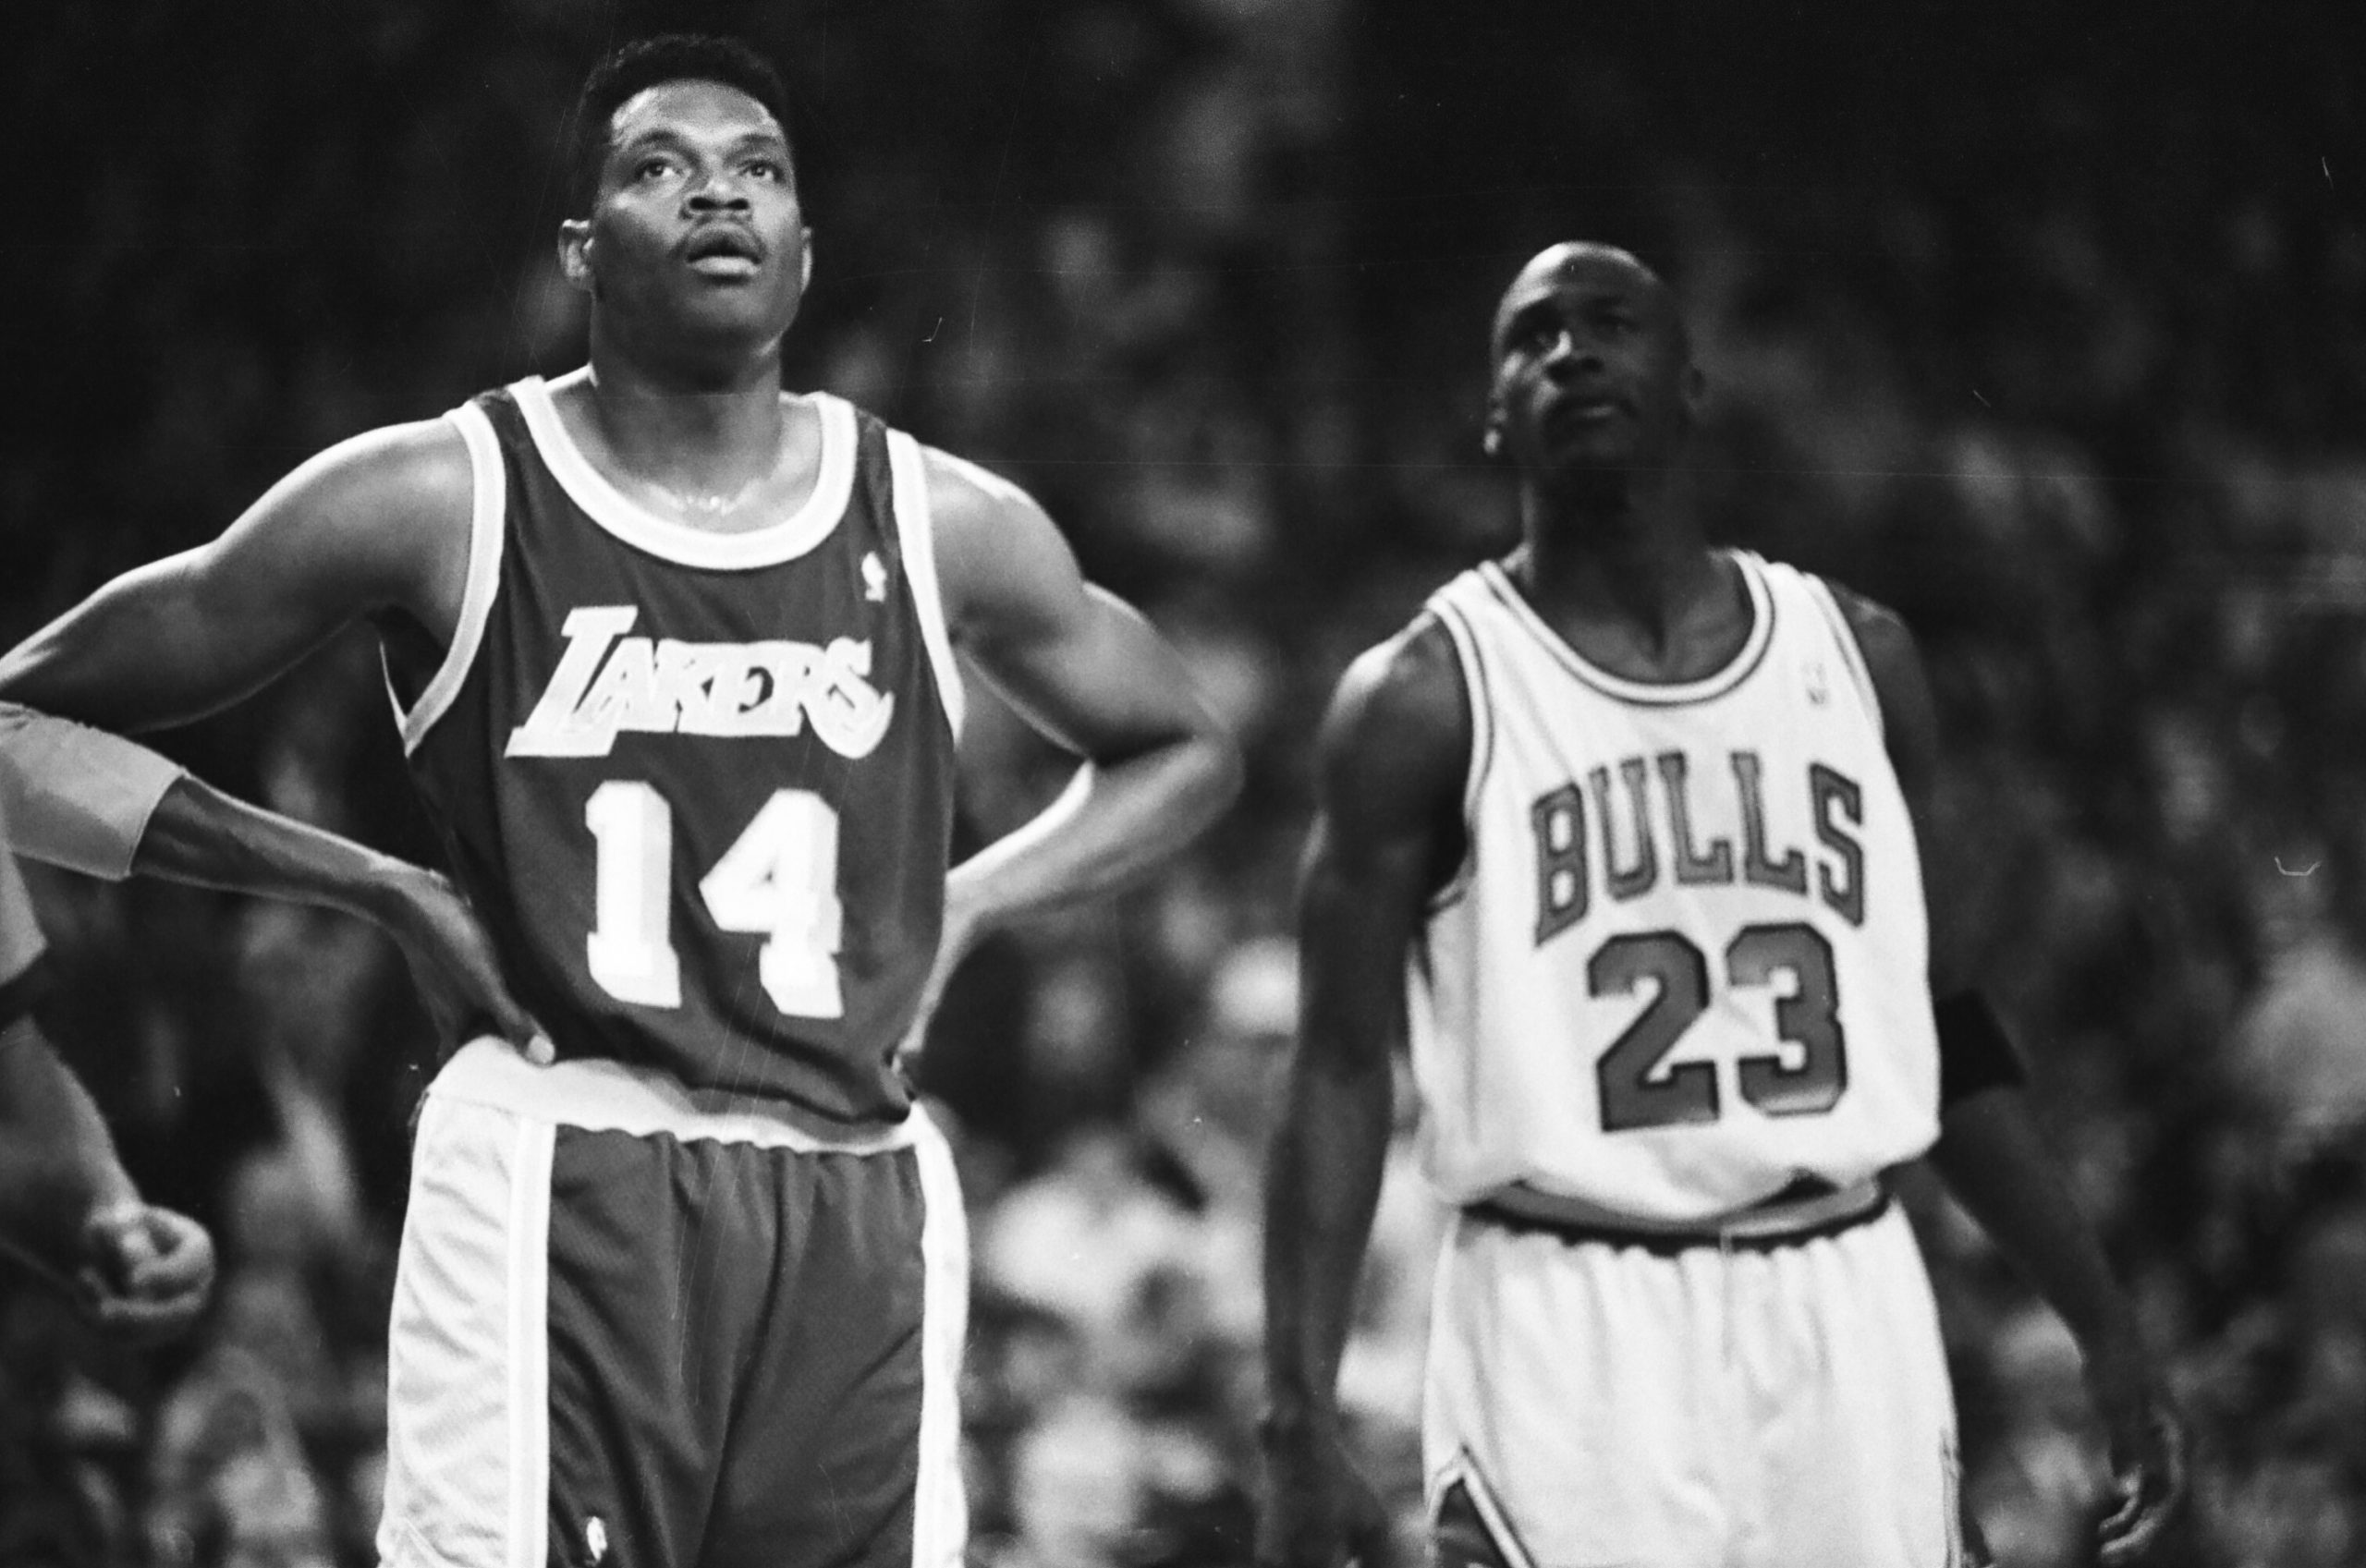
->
[[1482, 401, 1506, 460], [1678, 361, 1706, 426], [799, 231, 815, 293], [558, 219, 595, 296]]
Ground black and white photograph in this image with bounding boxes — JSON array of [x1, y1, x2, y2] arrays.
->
[[1, 4, 2360, 1564]]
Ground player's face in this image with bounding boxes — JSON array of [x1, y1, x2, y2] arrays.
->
[[1487, 248, 1699, 481], [566, 80, 811, 367]]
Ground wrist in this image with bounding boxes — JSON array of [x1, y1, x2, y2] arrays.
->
[[355, 857, 440, 932], [0, 1153, 108, 1272]]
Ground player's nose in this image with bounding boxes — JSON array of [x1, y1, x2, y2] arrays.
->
[[1540, 329, 1599, 379], [685, 171, 753, 213]]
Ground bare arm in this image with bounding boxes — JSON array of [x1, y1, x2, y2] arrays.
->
[[1259, 622, 1469, 1568], [0, 427, 539, 1053], [0, 846, 212, 1337], [136, 775, 541, 1051], [1842, 590, 2183, 1562], [0, 699, 429, 927], [0, 1015, 138, 1270], [0, 1017, 217, 1342], [920, 451, 1242, 967], [0, 419, 470, 730], [1844, 593, 2137, 1326]]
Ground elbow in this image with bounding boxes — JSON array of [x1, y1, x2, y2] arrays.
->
[[1134, 711, 1242, 837], [1162, 720, 1244, 847], [0, 652, 43, 708], [1196, 722, 1247, 820]]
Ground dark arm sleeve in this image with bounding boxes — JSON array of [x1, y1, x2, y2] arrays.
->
[[1935, 991, 2028, 1107]]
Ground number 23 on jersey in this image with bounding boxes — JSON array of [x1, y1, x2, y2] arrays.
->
[[1591, 921, 1848, 1133], [582, 781, 847, 1018]]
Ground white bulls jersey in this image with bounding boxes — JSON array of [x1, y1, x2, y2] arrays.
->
[[1409, 550, 1940, 1220]]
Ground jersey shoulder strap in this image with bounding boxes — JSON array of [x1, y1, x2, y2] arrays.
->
[[1758, 556, 1884, 738]]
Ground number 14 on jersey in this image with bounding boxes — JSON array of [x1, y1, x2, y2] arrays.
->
[[583, 781, 847, 1018]]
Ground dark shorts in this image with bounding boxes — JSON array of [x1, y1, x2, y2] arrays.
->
[[376, 1041, 967, 1568]]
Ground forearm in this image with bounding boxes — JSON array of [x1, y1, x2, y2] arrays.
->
[[1929, 1084, 2140, 1346], [131, 773, 431, 926], [0, 699, 442, 939], [0, 1020, 137, 1276], [949, 731, 1239, 922], [1262, 1043, 1395, 1432], [0, 702, 418, 922]]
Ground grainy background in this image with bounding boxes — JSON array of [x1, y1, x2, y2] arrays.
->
[[2, 4, 2361, 1562]]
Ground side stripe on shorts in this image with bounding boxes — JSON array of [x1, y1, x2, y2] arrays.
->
[[378, 1097, 555, 1568], [910, 1105, 970, 1568], [1433, 1452, 1542, 1568], [504, 1115, 555, 1568]]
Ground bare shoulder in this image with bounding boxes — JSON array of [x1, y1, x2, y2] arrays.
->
[[1819, 576, 1939, 783], [909, 444, 1074, 638], [272, 417, 475, 537], [199, 414, 480, 632], [920, 443, 1039, 523], [1821, 578, 1915, 677], [1314, 614, 1471, 837]]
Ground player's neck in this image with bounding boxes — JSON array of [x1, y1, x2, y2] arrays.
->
[[1516, 481, 1723, 666], [1519, 466, 1704, 580], [574, 338, 790, 500]]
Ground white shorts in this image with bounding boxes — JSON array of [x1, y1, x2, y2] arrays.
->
[[1424, 1198, 1962, 1568]]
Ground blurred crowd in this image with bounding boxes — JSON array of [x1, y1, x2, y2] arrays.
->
[[4, 3, 2365, 1564]]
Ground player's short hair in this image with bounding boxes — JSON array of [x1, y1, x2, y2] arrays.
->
[[567, 34, 801, 214]]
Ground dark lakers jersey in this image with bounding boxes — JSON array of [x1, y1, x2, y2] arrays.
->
[[389, 375, 963, 1130]]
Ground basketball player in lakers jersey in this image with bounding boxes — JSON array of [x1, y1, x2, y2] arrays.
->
[[0, 36, 1238, 1568], [1259, 245, 2184, 1568]]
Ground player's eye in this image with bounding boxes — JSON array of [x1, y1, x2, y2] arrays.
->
[[745, 158, 787, 183], [634, 156, 678, 183]]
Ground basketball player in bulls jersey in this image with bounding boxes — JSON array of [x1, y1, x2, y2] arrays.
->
[[1259, 244, 2184, 1568], [0, 34, 1238, 1568]]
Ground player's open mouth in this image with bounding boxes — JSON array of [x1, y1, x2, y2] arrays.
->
[[685, 226, 764, 277], [1547, 398, 1624, 429]]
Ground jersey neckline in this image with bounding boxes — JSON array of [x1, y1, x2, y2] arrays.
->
[[510, 373, 858, 571], [1474, 549, 1775, 706]]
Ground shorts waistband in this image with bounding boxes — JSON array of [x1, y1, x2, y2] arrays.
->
[[1466, 1176, 1891, 1255], [426, 1037, 918, 1154]]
